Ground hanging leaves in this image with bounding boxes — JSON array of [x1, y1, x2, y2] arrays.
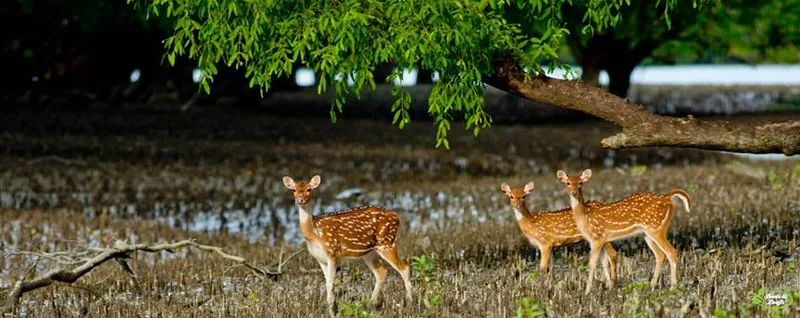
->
[[126, 0, 672, 148]]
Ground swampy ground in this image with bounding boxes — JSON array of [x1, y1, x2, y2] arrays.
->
[[1, 108, 799, 317]]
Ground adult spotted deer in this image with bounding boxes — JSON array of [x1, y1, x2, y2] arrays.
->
[[282, 175, 413, 313], [556, 169, 691, 294], [500, 181, 618, 285]]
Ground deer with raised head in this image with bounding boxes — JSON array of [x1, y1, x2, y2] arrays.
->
[[500, 181, 618, 285], [556, 169, 691, 294], [282, 175, 413, 314]]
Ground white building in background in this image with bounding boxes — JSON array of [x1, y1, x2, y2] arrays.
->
[[127, 64, 800, 87], [544, 64, 800, 86], [288, 64, 800, 87]]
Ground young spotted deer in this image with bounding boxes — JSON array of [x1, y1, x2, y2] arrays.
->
[[282, 175, 412, 313], [501, 181, 618, 286], [556, 169, 691, 294]]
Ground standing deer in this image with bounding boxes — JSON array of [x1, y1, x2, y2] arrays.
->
[[556, 169, 691, 294], [282, 175, 413, 314], [500, 181, 618, 286]]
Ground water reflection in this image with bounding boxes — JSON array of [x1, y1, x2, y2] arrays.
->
[[0, 189, 515, 246]]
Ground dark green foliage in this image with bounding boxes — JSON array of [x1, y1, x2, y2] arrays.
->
[[641, 0, 800, 64]]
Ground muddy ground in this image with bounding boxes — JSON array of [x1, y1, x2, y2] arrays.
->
[[1, 108, 799, 317]]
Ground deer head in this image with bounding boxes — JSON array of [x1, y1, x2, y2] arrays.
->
[[282, 175, 321, 205], [556, 169, 592, 197], [500, 181, 535, 210]]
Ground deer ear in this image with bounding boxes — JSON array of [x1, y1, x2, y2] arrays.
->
[[556, 170, 568, 183], [523, 181, 535, 194], [580, 169, 592, 183], [282, 176, 296, 190], [500, 182, 511, 194], [309, 175, 321, 189]]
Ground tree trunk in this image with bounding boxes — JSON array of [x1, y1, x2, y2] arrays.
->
[[417, 69, 434, 84], [373, 62, 396, 84], [606, 62, 636, 98], [487, 58, 800, 155], [580, 55, 602, 87]]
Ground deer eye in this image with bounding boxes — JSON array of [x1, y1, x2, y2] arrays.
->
[[291, 189, 296, 192], [306, 189, 311, 193]]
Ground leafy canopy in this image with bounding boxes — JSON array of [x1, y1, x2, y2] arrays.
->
[[127, 0, 685, 148], [652, 0, 800, 64]]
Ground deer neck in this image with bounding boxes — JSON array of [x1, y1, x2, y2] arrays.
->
[[296, 203, 319, 241], [513, 204, 532, 222], [568, 190, 589, 224]]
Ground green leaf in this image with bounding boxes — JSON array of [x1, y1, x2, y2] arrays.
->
[[200, 80, 210, 95]]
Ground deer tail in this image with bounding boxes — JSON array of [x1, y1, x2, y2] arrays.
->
[[664, 189, 691, 213]]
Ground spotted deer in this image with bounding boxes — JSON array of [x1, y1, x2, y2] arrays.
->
[[282, 175, 413, 313], [500, 181, 618, 285], [556, 169, 691, 294]]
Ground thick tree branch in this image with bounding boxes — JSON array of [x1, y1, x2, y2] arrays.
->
[[1, 239, 302, 314], [486, 58, 800, 155]]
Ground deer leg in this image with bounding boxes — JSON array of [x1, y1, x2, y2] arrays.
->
[[602, 243, 618, 286], [644, 236, 666, 289], [538, 244, 553, 274], [362, 252, 387, 306], [599, 246, 613, 289], [648, 231, 679, 289], [585, 241, 604, 295], [317, 259, 330, 290], [316, 260, 335, 317], [377, 246, 413, 302], [323, 259, 338, 314]]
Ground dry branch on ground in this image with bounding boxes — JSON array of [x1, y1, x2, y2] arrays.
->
[[0, 239, 301, 314]]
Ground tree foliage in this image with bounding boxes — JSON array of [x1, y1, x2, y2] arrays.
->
[[557, 0, 704, 96], [553, 0, 800, 98], [502, 0, 800, 98], [652, 0, 800, 64], [127, 0, 682, 148]]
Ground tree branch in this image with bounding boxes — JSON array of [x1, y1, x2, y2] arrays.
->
[[1, 239, 302, 314], [486, 58, 800, 155]]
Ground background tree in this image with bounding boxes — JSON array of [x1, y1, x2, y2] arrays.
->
[[562, 0, 800, 98], [1, 0, 172, 100], [653, 0, 800, 64], [561, 1, 703, 97], [0, 0, 303, 107], [127, 0, 799, 155]]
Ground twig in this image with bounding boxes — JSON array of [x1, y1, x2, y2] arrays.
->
[[3, 250, 89, 265], [272, 248, 304, 275], [1, 239, 299, 314], [180, 94, 198, 112], [22, 156, 113, 175], [187, 242, 278, 278], [26, 156, 88, 167], [742, 244, 768, 256]]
